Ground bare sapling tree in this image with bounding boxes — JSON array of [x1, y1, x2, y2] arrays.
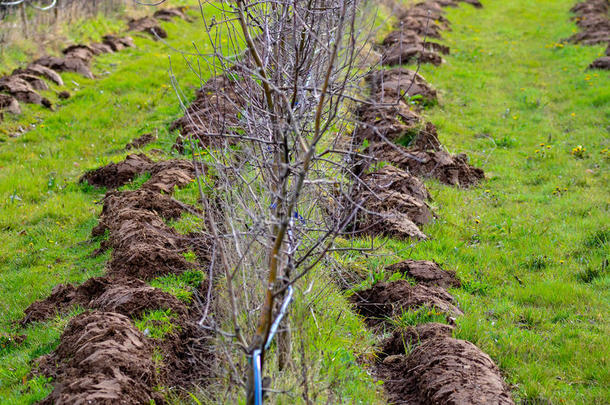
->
[[168, 0, 377, 401]]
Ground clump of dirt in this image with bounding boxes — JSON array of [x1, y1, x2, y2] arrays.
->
[[33, 55, 93, 79], [353, 101, 422, 146], [589, 56, 610, 69], [128, 17, 168, 39], [102, 35, 135, 52], [170, 69, 254, 149], [126, 132, 157, 150], [11, 73, 49, 91], [89, 42, 114, 55], [368, 139, 484, 187], [36, 311, 161, 405], [351, 165, 432, 240], [0, 94, 21, 117], [382, 45, 443, 66], [0, 76, 52, 108], [62, 44, 95, 63], [12, 64, 64, 86], [382, 29, 450, 55], [378, 337, 514, 404], [351, 280, 463, 325], [145, 159, 197, 193], [568, 0, 610, 46], [58, 91, 71, 100], [92, 188, 193, 237], [80, 153, 153, 189], [386, 259, 461, 289], [380, 322, 454, 356], [21, 276, 186, 324], [154, 7, 190, 22], [368, 68, 438, 106]]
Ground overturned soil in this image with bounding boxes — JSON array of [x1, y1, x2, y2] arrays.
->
[[126, 132, 157, 150], [102, 35, 135, 52], [351, 165, 432, 240], [385, 259, 461, 289], [368, 68, 438, 106], [21, 276, 186, 324], [33, 55, 93, 79], [377, 337, 514, 404], [351, 280, 463, 326], [368, 140, 485, 187], [589, 55, 610, 69], [568, 0, 610, 46], [80, 153, 154, 189], [62, 44, 96, 63], [128, 17, 168, 39], [12, 64, 64, 86], [154, 7, 190, 22], [36, 311, 161, 405], [0, 76, 52, 108], [0, 94, 21, 116]]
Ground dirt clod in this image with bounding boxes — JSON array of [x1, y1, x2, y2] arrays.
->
[[589, 56, 610, 69], [0, 76, 52, 108], [62, 44, 95, 62], [36, 311, 160, 405], [80, 153, 153, 189], [58, 91, 71, 100], [386, 259, 461, 289], [378, 337, 514, 404], [351, 165, 432, 240], [369, 68, 438, 106], [102, 35, 135, 52], [154, 7, 190, 21], [12, 64, 64, 86], [126, 132, 156, 150], [12, 73, 49, 91], [351, 280, 463, 325], [33, 55, 93, 79], [0, 94, 21, 116], [128, 17, 168, 39]]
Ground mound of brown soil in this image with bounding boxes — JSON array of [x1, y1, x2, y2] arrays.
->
[[170, 70, 253, 149], [126, 132, 156, 150], [102, 35, 135, 52], [12, 64, 64, 86], [368, 141, 484, 187], [382, 30, 450, 55], [145, 159, 196, 193], [36, 311, 160, 405], [386, 259, 461, 289], [382, 45, 443, 66], [12, 73, 49, 91], [368, 68, 438, 106], [569, 0, 610, 45], [351, 280, 463, 325], [33, 55, 93, 79], [397, 17, 444, 39], [380, 322, 454, 356], [0, 76, 52, 108], [353, 101, 422, 146], [62, 44, 95, 62], [128, 17, 168, 39], [89, 42, 114, 55], [378, 337, 514, 404], [21, 276, 186, 324], [0, 94, 21, 116], [80, 153, 153, 189], [154, 7, 190, 21], [589, 55, 610, 69], [92, 188, 192, 237], [351, 165, 432, 240]]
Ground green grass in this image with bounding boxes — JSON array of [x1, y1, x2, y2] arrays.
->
[[355, 0, 609, 403]]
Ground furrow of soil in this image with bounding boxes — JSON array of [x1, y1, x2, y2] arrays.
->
[[568, 0, 610, 69], [0, 7, 191, 121], [22, 151, 214, 403], [347, 1, 513, 403]]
